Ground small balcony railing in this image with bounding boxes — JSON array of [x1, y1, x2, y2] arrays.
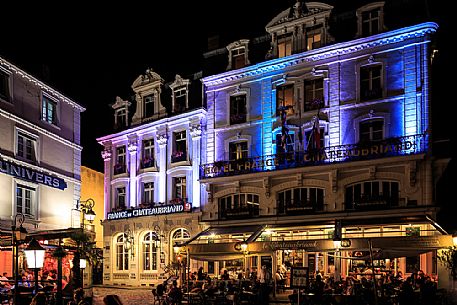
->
[[171, 151, 187, 163], [277, 199, 324, 215], [230, 113, 247, 125]]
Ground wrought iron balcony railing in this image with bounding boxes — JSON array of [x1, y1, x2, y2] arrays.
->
[[201, 134, 427, 179]]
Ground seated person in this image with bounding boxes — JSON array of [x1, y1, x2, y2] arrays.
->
[[167, 280, 182, 305], [0, 272, 11, 289]]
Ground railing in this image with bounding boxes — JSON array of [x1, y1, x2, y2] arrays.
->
[[220, 206, 259, 220], [201, 134, 427, 179], [230, 113, 247, 125], [141, 158, 155, 169], [171, 151, 187, 163], [113, 163, 126, 175], [277, 199, 324, 215]]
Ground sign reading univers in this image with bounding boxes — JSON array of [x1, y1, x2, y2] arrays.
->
[[0, 157, 67, 190], [107, 203, 192, 220]]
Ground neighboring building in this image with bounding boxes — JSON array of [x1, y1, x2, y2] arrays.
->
[[97, 69, 206, 286], [0, 56, 85, 274], [194, 0, 452, 285]]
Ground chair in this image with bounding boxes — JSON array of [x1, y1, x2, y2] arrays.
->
[[152, 288, 166, 305]]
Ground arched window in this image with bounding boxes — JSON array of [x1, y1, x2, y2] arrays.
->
[[219, 194, 260, 219], [277, 187, 324, 215], [143, 232, 159, 271], [345, 180, 399, 210], [115, 234, 129, 271], [171, 228, 191, 262]]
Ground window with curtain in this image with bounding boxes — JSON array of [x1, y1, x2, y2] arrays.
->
[[143, 232, 159, 271]]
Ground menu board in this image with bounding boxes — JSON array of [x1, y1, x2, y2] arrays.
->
[[290, 267, 309, 288]]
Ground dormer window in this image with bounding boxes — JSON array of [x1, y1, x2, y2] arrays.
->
[[174, 87, 187, 113], [277, 33, 292, 58], [115, 108, 127, 128], [306, 26, 322, 51], [357, 2, 384, 37], [144, 94, 155, 117], [226, 40, 250, 71]]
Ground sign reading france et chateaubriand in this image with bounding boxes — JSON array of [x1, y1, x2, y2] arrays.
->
[[0, 157, 67, 190], [107, 202, 192, 220]]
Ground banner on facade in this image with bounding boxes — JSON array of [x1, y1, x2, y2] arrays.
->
[[0, 157, 67, 190], [106, 202, 191, 220]]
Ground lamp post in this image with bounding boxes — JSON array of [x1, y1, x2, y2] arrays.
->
[[79, 198, 96, 230], [80, 258, 87, 287], [24, 238, 45, 296], [12, 213, 27, 305]]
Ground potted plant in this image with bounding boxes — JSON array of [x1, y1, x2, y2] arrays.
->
[[438, 246, 457, 279]]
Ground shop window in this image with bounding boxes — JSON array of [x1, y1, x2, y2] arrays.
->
[[345, 180, 399, 210], [144, 94, 155, 117], [114, 146, 126, 174], [230, 94, 247, 125], [116, 234, 129, 271], [406, 256, 420, 273], [360, 65, 382, 101], [143, 232, 159, 271]]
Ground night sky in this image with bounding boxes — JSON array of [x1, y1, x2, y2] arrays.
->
[[1, 0, 455, 228]]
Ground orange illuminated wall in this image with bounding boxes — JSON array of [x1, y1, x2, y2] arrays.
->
[[80, 166, 104, 249]]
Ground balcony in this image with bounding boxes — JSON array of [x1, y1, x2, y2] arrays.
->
[[171, 151, 187, 163], [200, 134, 427, 179], [230, 113, 247, 125], [219, 206, 259, 220], [277, 199, 324, 215]]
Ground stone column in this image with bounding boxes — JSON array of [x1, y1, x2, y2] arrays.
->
[[128, 135, 138, 207], [101, 144, 112, 218], [190, 124, 202, 208], [157, 133, 168, 203]]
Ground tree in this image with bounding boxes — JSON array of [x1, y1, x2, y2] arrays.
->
[[438, 246, 457, 279]]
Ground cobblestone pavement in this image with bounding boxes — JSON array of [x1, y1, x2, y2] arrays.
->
[[92, 286, 155, 305]]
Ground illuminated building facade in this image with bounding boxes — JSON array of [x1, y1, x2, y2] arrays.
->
[[195, 1, 452, 284], [0, 56, 85, 274], [97, 70, 206, 286]]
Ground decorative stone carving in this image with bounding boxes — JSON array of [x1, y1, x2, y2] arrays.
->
[[369, 166, 376, 180], [234, 181, 240, 193], [263, 177, 271, 198], [296, 173, 303, 187], [368, 55, 375, 64], [156, 134, 168, 146], [128, 140, 138, 154], [409, 161, 417, 186], [331, 169, 338, 193], [190, 124, 202, 138], [101, 149, 112, 161]]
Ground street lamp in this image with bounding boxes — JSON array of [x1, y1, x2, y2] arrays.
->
[[24, 238, 45, 296], [12, 213, 27, 305]]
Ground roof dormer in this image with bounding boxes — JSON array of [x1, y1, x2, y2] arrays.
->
[[356, 2, 385, 38], [265, 1, 333, 59], [111, 96, 131, 130], [226, 39, 250, 71], [169, 74, 190, 114], [131, 68, 167, 125]]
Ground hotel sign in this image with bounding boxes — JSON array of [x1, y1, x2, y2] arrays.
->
[[201, 134, 426, 179], [0, 157, 67, 190], [107, 203, 192, 220]]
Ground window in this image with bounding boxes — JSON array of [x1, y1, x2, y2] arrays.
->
[[143, 182, 154, 204], [306, 27, 322, 51], [143, 232, 159, 271], [304, 79, 324, 111], [229, 141, 248, 160], [174, 87, 186, 113], [115, 108, 127, 128], [42, 95, 57, 125], [360, 65, 382, 101], [116, 187, 126, 210], [17, 132, 36, 162], [276, 133, 295, 154], [359, 119, 383, 143], [144, 94, 155, 117], [0, 69, 10, 102], [142, 139, 154, 168], [276, 84, 294, 116], [116, 234, 129, 271], [305, 128, 325, 150], [345, 181, 399, 209], [172, 131, 187, 163], [231, 47, 246, 69], [114, 146, 126, 174], [171, 228, 190, 261], [230, 95, 247, 125], [16, 184, 35, 216], [362, 9, 380, 36], [174, 177, 186, 200], [277, 187, 325, 214], [277, 34, 292, 58], [219, 193, 260, 219]]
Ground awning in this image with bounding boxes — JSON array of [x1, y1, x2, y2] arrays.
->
[[183, 224, 265, 246]]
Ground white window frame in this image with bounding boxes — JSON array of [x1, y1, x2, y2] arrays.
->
[[115, 234, 129, 271], [142, 138, 155, 168], [353, 112, 390, 143], [143, 181, 154, 204], [116, 186, 126, 209], [15, 127, 39, 163], [14, 180, 38, 218], [173, 86, 187, 113], [173, 176, 187, 200], [172, 130, 187, 162], [142, 232, 159, 272]]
